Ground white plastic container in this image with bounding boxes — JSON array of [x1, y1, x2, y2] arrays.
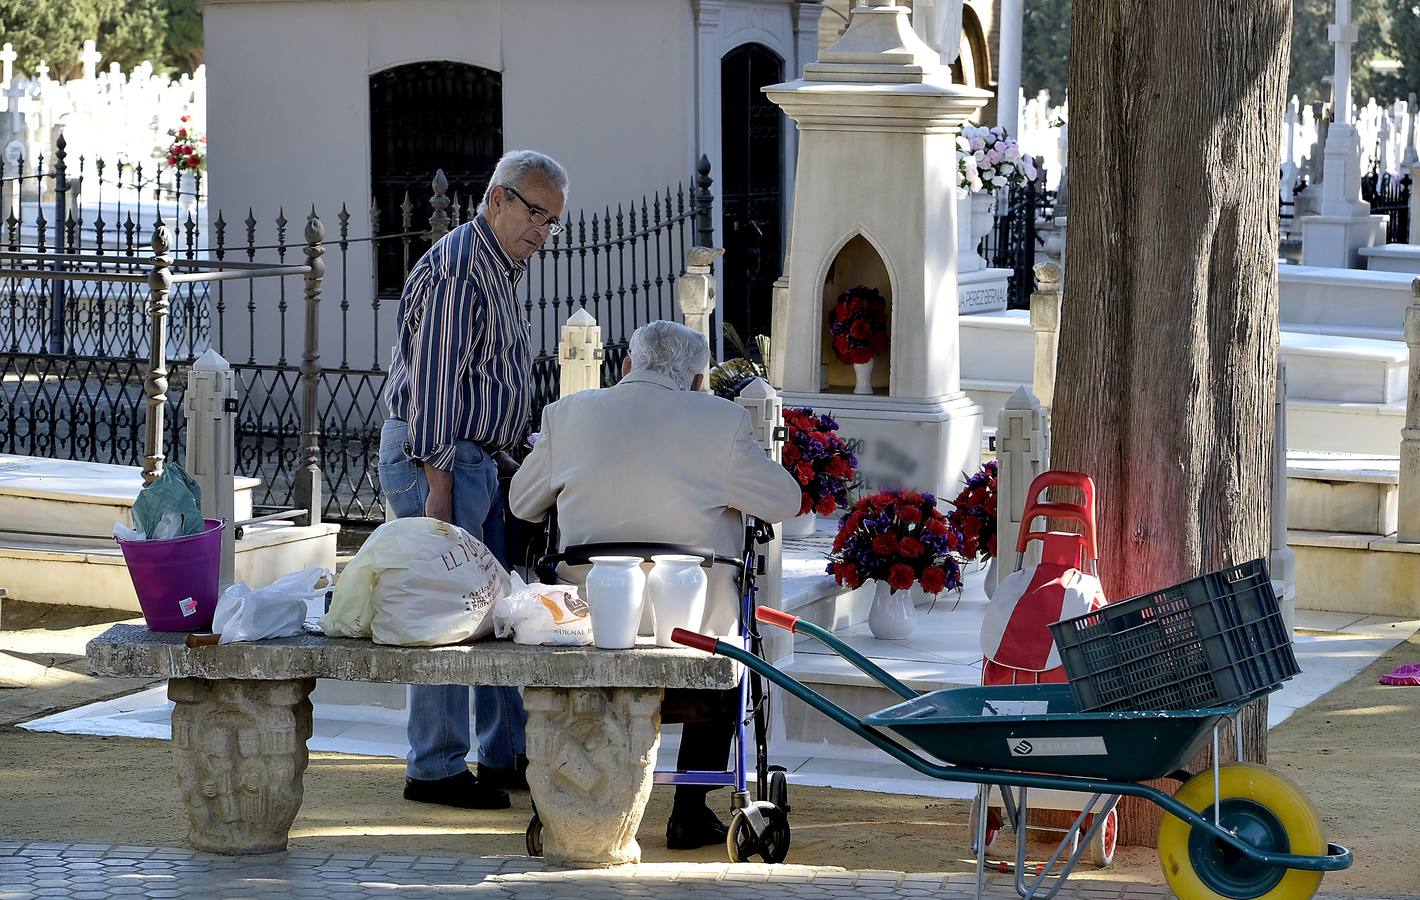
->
[[647, 554, 708, 647], [584, 556, 646, 649]]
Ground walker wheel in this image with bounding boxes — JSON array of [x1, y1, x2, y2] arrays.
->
[[768, 769, 790, 813], [1157, 763, 1325, 900], [727, 806, 791, 864], [968, 795, 1002, 854], [525, 812, 543, 857], [1086, 807, 1118, 867]]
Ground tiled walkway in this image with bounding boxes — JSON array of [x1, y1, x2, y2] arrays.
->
[[5, 841, 1411, 900]]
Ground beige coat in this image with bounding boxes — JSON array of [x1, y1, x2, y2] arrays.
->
[[508, 369, 803, 636]]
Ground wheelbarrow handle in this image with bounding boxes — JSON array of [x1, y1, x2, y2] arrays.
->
[[755, 607, 800, 632]]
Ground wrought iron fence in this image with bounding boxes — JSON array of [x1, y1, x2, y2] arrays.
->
[[979, 163, 1056, 310], [0, 150, 715, 524], [1361, 164, 1412, 244]]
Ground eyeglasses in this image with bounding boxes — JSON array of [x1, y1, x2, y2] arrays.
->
[[501, 184, 564, 235]]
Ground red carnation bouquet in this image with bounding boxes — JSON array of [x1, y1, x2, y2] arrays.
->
[[164, 115, 207, 172], [948, 460, 998, 561], [828, 489, 965, 595], [829, 285, 889, 365], [781, 407, 857, 517]]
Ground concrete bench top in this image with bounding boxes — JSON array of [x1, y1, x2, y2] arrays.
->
[[86, 624, 740, 690]]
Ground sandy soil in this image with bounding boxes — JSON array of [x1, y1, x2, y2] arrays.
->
[[1, 632, 1416, 894]]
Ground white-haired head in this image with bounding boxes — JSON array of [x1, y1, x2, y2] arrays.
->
[[478, 150, 570, 216], [627, 320, 709, 389]]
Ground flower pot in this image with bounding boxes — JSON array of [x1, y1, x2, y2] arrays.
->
[[780, 512, 816, 539], [584, 556, 646, 649], [647, 554, 708, 647], [956, 190, 996, 273], [177, 170, 199, 216], [852, 358, 875, 395], [867, 580, 915, 640]]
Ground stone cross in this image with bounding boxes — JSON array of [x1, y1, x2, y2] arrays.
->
[[79, 40, 102, 81], [558, 307, 603, 398], [1329, 0, 1357, 127], [995, 386, 1049, 580], [0, 43, 15, 89], [34, 61, 48, 87], [733, 377, 785, 462], [5, 81, 23, 138], [185, 348, 238, 588]]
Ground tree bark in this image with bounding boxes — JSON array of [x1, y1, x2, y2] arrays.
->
[[1054, 1, 1291, 846]]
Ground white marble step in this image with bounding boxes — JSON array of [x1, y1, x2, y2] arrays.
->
[[1287, 451, 1399, 535], [1361, 243, 1420, 276], [1279, 264, 1414, 338], [0, 454, 260, 545], [0, 520, 340, 611]]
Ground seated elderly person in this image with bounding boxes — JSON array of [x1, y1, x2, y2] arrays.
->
[[508, 319, 801, 850]]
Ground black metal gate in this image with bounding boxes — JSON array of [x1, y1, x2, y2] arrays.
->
[[370, 62, 503, 294], [1361, 164, 1412, 245], [720, 43, 784, 349]]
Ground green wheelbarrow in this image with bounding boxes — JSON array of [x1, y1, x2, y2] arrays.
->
[[671, 609, 1351, 900]]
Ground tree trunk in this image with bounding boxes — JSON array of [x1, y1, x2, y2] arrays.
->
[[1054, 1, 1291, 847]]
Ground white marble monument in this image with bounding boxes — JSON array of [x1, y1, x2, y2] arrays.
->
[[765, 0, 989, 503]]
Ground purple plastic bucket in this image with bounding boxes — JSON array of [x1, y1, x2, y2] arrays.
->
[[116, 518, 225, 632]]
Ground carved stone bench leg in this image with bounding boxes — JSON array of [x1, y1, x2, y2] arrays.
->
[[168, 677, 315, 855], [524, 686, 663, 868]]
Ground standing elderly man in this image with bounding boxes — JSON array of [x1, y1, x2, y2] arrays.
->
[[379, 149, 569, 810], [508, 320, 801, 849]]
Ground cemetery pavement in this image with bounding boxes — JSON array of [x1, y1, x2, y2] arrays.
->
[[0, 841, 1412, 900]]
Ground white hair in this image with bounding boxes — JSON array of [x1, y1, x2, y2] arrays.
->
[[478, 150, 570, 216], [628, 321, 709, 389]]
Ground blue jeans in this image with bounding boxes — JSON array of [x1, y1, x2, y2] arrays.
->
[[378, 417, 528, 779]]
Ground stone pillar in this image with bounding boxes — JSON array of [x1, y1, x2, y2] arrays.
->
[[679, 246, 723, 390], [995, 0, 1024, 137], [168, 677, 314, 855], [1300, 0, 1387, 268], [769, 214, 792, 390], [185, 349, 238, 588], [995, 387, 1049, 581], [1398, 279, 1420, 542], [558, 308, 603, 398], [736, 378, 789, 664], [1029, 261, 1063, 414], [1271, 360, 1297, 633], [524, 686, 662, 869]]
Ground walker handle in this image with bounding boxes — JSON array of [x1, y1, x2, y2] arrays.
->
[[755, 607, 800, 633]]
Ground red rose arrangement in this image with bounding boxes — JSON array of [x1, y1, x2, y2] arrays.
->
[[828, 489, 965, 595], [164, 115, 207, 172], [829, 285, 889, 365], [781, 407, 857, 517], [948, 460, 998, 561]]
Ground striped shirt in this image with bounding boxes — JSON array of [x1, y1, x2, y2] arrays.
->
[[383, 214, 532, 468]]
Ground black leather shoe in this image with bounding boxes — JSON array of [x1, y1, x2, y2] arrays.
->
[[477, 754, 529, 791], [666, 805, 729, 850], [403, 769, 510, 810]]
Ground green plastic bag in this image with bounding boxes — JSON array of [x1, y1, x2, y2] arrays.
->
[[131, 463, 205, 540]]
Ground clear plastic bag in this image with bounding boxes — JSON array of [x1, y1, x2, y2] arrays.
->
[[492, 573, 592, 646], [212, 567, 333, 644]]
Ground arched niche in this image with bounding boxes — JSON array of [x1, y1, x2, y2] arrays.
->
[[819, 233, 893, 394]]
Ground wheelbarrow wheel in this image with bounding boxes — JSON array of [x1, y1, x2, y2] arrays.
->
[[1086, 807, 1118, 867], [968, 795, 1002, 854], [525, 812, 543, 858], [1158, 763, 1325, 900], [727, 806, 791, 864]]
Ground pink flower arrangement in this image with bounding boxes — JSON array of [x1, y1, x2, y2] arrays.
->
[[164, 115, 207, 173], [957, 125, 1036, 193]]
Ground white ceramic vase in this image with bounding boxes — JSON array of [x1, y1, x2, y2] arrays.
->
[[584, 555, 646, 649], [852, 358, 875, 395], [780, 512, 816, 539], [867, 580, 915, 640], [956, 190, 996, 273], [983, 556, 999, 600], [178, 170, 199, 215], [647, 554, 708, 647]]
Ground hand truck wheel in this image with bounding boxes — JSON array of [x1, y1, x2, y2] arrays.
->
[[726, 806, 791, 864], [525, 812, 543, 857], [1157, 763, 1325, 900], [1086, 807, 1118, 867]]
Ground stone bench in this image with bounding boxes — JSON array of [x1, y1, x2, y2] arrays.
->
[[86, 624, 739, 869]]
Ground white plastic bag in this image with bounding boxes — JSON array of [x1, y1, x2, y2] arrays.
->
[[492, 573, 592, 646], [322, 517, 510, 646], [212, 567, 332, 644]]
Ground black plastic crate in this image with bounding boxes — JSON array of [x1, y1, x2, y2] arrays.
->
[[1048, 559, 1299, 712]]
